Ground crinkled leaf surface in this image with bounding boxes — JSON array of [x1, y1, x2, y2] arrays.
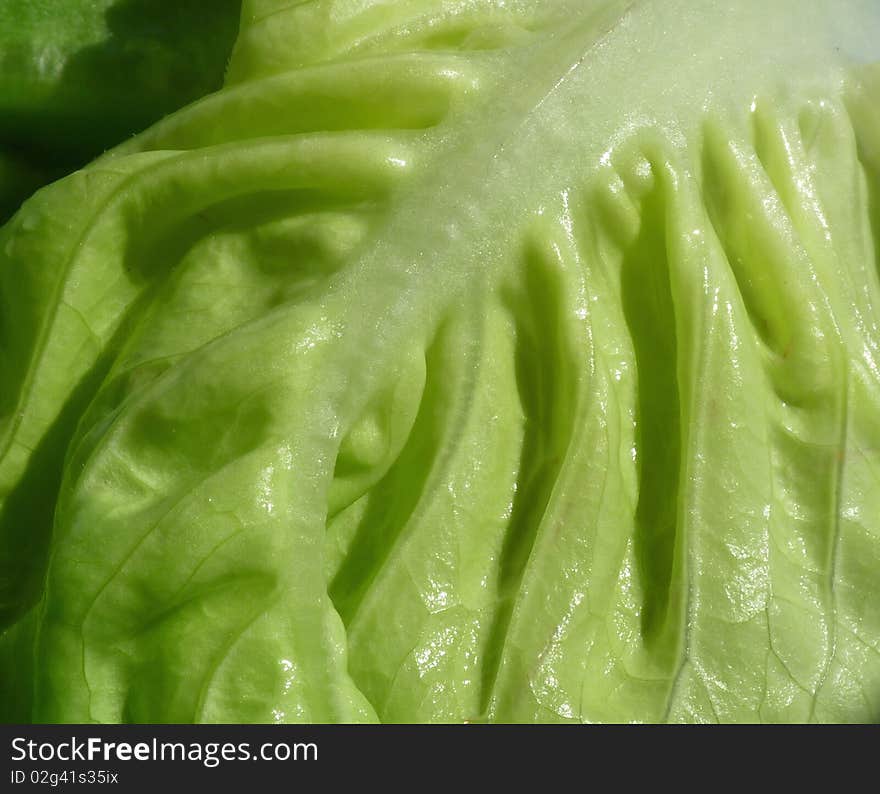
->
[[1, 0, 880, 723]]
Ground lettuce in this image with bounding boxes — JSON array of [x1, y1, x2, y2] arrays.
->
[[1, 0, 879, 723], [0, 0, 240, 221]]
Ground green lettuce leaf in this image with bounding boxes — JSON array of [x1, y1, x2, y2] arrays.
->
[[0, 0, 241, 222], [1, 0, 879, 723]]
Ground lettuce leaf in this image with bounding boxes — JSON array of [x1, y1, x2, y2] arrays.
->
[[1, 0, 879, 723], [0, 0, 241, 221]]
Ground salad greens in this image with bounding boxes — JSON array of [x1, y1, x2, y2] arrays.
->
[[1, 0, 879, 723], [0, 0, 240, 221]]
